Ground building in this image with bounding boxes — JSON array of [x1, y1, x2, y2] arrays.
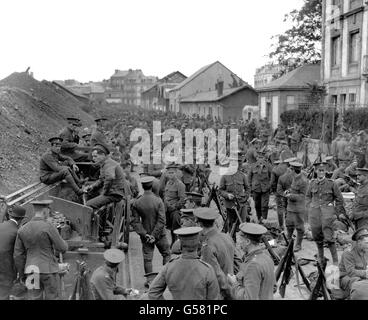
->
[[180, 83, 258, 122], [141, 71, 187, 111], [107, 69, 158, 107], [322, 0, 368, 106], [254, 64, 282, 88], [168, 61, 247, 113], [257, 64, 321, 128]]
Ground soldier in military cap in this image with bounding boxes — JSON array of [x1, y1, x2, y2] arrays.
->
[[91, 117, 109, 148], [14, 200, 68, 300], [306, 162, 346, 266], [325, 155, 337, 175], [84, 143, 126, 210], [131, 176, 171, 286], [81, 132, 92, 147], [59, 117, 88, 161], [271, 158, 288, 230], [194, 208, 235, 300], [228, 223, 275, 300], [148, 227, 220, 300], [185, 192, 204, 209], [284, 162, 309, 252], [351, 168, 368, 229], [0, 206, 26, 300], [121, 160, 139, 199], [339, 227, 368, 300], [39, 137, 84, 197], [245, 138, 261, 165], [248, 150, 273, 223], [219, 154, 250, 233], [163, 164, 186, 244], [179, 164, 195, 192], [90, 248, 134, 300]]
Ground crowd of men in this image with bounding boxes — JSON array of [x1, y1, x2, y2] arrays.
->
[[1, 108, 368, 301]]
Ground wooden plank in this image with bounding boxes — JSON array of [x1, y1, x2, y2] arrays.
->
[[5, 182, 41, 201], [7, 184, 48, 206]]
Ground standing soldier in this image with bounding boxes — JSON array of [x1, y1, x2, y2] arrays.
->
[[14, 200, 68, 300], [270, 159, 288, 230], [148, 227, 220, 300], [248, 151, 273, 223], [305, 162, 346, 266], [219, 155, 250, 233], [163, 164, 186, 244], [131, 176, 171, 287], [246, 139, 261, 165], [0, 206, 26, 300], [228, 223, 275, 300], [59, 117, 88, 161], [284, 162, 309, 252], [91, 117, 109, 147], [194, 208, 235, 300], [351, 168, 368, 229]]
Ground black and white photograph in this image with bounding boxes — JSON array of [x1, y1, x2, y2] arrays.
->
[[0, 0, 368, 308]]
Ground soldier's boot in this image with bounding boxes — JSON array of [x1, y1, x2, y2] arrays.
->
[[294, 232, 303, 252], [328, 243, 339, 266], [65, 173, 84, 196], [286, 227, 294, 240], [316, 243, 325, 265]]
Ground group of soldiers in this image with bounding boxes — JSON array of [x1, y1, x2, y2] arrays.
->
[[1, 108, 368, 300]]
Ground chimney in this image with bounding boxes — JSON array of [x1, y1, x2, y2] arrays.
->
[[115, 69, 119, 74], [216, 78, 224, 97]]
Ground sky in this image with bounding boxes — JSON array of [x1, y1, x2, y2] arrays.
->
[[0, 0, 304, 85]]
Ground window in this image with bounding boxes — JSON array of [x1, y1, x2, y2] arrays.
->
[[349, 31, 360, 63], [286, 95, 295, 105], [349, 93, 356, 103], [340, 94, 346, 105], [331, 95, 338, 105], [332, 36, 341, 67]]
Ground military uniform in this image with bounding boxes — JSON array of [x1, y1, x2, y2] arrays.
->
[[59, 126, 88, 162], [306, 171, 345, 264], [14, 201, 68, 300], [142, 163, 163, 179], [230, 223, 275, 300], [286, 163, 309, 251], [86, 157, 126, 210], [148, 227, 220, 300], [219, 169, 250, 232], [180, 165, 195, 192], [249, 159, 272, 221], [131, 180, 171, 274], [91, 127, 109, 148], [352, 176, 368, 229], [270, 162, 288, 229]]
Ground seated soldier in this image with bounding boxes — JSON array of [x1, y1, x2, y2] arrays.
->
[[84, 144, 126, 210], [339, 227, 368, 300], [39, 137, 84, 196]]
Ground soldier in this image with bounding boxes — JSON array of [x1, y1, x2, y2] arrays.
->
[[248, 151, 273, 223], [131, 176, 171, 287], [163, 164, 186, 244], [284, 162, 309, 252], [40, 137, 84, 197], [332, 159, 350, 180], [148, 227, 220, 300], [279, 141, 294, 162], [219, 155, 250, 233], [90, 249, 133, 300], [84, 144, 126, 210], [59, 117, 88, 161], [245, 138, 260, 165], [270, 159, 288, 230], [0, 206, 26, 300], [351, 168, 368, 229], [228, 223, 275, 300], [339, 227, 368, 300], [14, 200, 68, 300], [305, 162, 346, 266], [289, 128, 301, 156], [121, 160, 139, 199], [91, 117, 109, 148], [194, 208, 235, 300], [179, 164, 195, 192], [325, 156, 338, 177], [139, 172, 161, 197], [185, 192, 204, 209], [81, 133, 92, 147]]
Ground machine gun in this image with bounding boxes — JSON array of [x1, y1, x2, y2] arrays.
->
[[205, 183, 227, 223]]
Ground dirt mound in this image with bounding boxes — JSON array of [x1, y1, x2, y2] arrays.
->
[[0, 72, 94, 194]]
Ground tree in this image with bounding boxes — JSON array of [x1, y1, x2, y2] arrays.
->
[[269, 0, 322, 79]]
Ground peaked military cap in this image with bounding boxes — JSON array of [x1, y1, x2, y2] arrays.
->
[[48, 136, 63, 144], [30, 199, 53, 206], [94, 117, 108, 122], [284, 157, 297, 163], [356, 168, 368, 175], [141, 176, 155, 184], [8, 205, 26, 218], [290, 162, 303, 168], [193, 207, 219, 221], [180, 208, 195, 215], [166, 164, 179, 170], [174, 227, 203, 239], [92, 143, 110, 155], [352, 227, 368, 241], [103, 248, 124, 264], [239, 223, 267, 236], [185, 192, 204, 199], [313, 161, 327, 167], [66, 117, 82, 126]]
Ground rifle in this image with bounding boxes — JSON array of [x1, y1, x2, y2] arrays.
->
[[278, 237, 294, 298], [262, 236, 281, 266], [309, 260, 331, 300], [206, 184, 227, 222], [275, 234, 294, 282]]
